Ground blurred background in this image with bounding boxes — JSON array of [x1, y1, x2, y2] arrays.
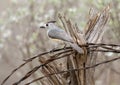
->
[[0, 0, 120, 85]]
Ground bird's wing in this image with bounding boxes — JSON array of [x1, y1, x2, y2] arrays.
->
[[48, 28, 73, 43]]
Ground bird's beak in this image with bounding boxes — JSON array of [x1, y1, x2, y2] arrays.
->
[[40, 26, 46, 29]]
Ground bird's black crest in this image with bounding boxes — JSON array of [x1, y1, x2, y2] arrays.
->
[[46, 20, 56, 26], [47, 20, 56, 24]]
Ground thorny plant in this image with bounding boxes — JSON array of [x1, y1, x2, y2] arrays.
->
[[1, 4, 120, 85]]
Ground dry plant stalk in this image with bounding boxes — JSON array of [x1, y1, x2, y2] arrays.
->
[[85, 5, 110, 85], [1, 4, 111, 85], [36, 5, 110, 85]]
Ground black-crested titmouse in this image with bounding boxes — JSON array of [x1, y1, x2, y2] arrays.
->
[[40, 21, 83, 54]]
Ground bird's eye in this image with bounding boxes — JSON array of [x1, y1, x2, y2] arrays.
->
[[46, 24, 48, 26]]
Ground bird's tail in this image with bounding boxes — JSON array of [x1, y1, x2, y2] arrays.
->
[[69, 42, 84, 54]]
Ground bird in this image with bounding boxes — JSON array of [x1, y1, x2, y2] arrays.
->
[[40, 21, 83, 54]]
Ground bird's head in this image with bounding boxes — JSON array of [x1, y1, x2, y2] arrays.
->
[[40, 20, 56, 29], [40, 21, 56, 29]]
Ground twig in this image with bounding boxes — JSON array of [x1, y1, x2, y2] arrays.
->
[[1, 43, 120, 85], [12, 52, 73, 85], [25, 43, 120, 62], [91, 49, 120, 53], [1, 47, 71, 85], [24, 47, 71, 61], [88, 43, 120, 47]]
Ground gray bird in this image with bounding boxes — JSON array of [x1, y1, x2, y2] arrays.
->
[[40, 21, 83, 54]]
